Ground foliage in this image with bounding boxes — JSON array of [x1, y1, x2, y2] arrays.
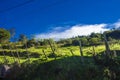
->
[[105, 30, 120, 40], [0, 28, 11, 43], [26, 38, 36, 48], [89, 37, 101, 45], [18, 34, 28, 43], [0, 28, 120, 80]]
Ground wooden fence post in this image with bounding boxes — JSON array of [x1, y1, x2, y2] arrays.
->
[[48, 40, 56, 60], [42, 49, 48, 60], [92, 46, 96, 56], [9, 44, 16, 63], [113, 50, 117, 58], [25, 42, 30, 62], [13, 38, 22, 64], [78, 40, 84, 64], [103, 34, 111, 59], [70, 49, 74, 56]]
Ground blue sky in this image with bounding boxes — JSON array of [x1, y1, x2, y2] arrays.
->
[[0, 0, 120, 40]]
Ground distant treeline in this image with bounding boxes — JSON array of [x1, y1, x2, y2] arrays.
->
[[56, 29, 120, 47], [20, 29, 120, 48], [1, 28, 120, 49]]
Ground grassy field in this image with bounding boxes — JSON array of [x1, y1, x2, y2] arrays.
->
[[0, 43, 120, 80], [0, 43, 120, 64]]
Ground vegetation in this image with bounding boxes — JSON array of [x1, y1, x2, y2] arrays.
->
[[0, 28, 120, 80], [0, 28, 10, 43]]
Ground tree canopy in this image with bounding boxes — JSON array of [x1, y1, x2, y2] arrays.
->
[[0, 28, 11, 43]]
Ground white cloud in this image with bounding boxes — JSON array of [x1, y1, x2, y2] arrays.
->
[[35, 23, 109, 40], [112, 20, 120, 29]]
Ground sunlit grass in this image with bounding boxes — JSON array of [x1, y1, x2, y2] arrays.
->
[[0, 43, 120, 64]]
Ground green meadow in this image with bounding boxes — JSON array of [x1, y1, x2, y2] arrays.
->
[[0, 28, 120, 80]]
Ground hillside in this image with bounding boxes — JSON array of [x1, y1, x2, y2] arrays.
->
[[0, 29, 120, 80]]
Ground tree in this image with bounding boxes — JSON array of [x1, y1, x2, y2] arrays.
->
[[90, 32, 102, 38], [42, 39, 49, 46], [80, 37, 89, 46], [105, 30, 120, 40], [89, 37, 101, 46], [8, 28, 15, 38], [64, 39, 72, 46], [72, 39, 79, 46], [18, 34, 28, 43], [27, 38, 36, 48], [0, 28, 11, 43]]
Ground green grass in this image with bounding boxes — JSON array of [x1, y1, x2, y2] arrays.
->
[[0, 43, 120, 80], [0, 43, 120, 64]]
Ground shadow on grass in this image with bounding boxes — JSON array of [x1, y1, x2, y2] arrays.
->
[[1, 50, 120, 80], [18, 56, 104, 80]]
